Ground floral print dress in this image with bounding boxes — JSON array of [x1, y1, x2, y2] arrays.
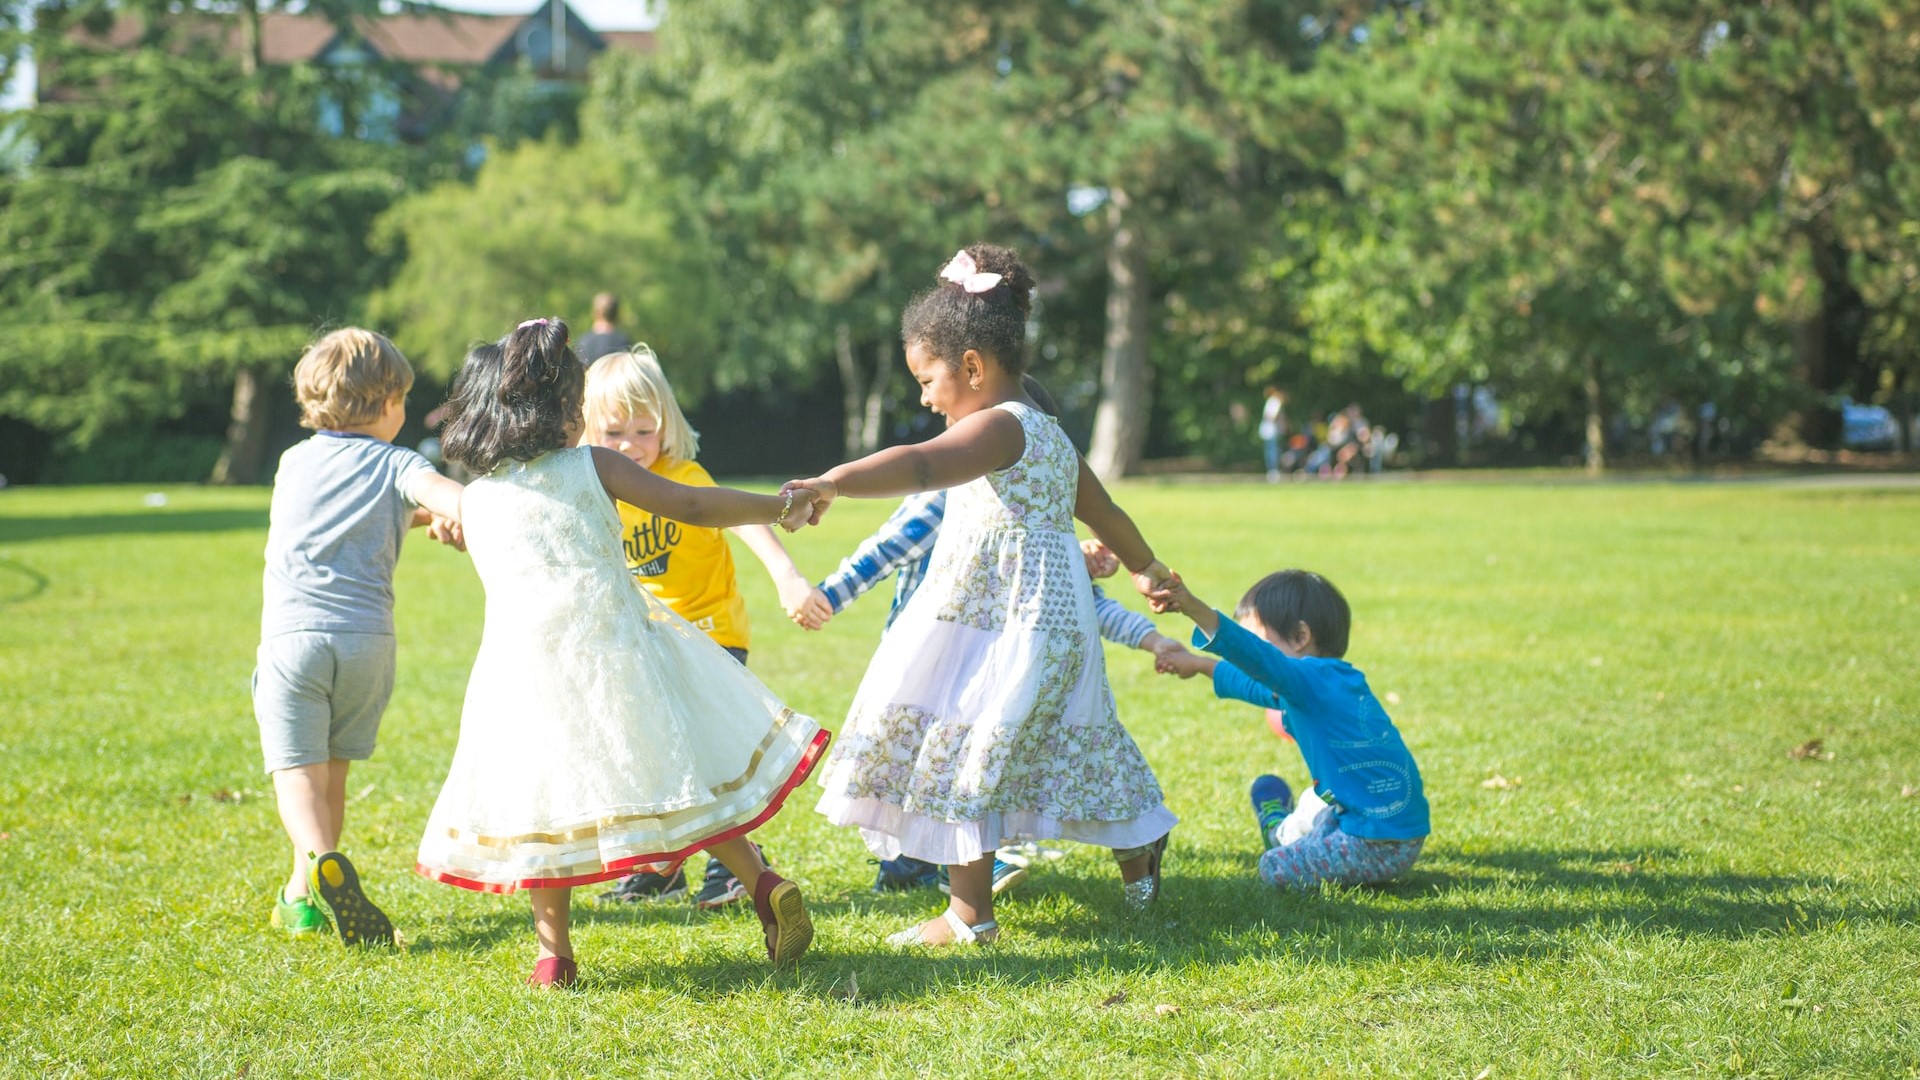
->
[[814, 401, 1176, 865]]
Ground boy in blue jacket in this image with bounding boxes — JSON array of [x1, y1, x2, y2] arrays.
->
[[1150, 569, 1428, 888]]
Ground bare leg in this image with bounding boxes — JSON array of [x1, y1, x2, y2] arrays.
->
[[529, 887, 572, 961], [907, 854, 996, 944], [272, 762, 345, 899], [704, 836, 768, 895]]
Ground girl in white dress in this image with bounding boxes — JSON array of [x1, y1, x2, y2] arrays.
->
[[791, 245, 1178, 947], [417, 318, 825, 987]]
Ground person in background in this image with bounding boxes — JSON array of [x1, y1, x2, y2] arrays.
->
[[1259, 387, 1288, 483], [574, 292, 634, 365]]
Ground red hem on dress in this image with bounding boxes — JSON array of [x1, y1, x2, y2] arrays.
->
[[415, 727, 832, 895]]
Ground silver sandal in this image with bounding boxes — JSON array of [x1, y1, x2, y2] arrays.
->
[[1116, 831, 1170, 912], [886, 906, 999, 947]]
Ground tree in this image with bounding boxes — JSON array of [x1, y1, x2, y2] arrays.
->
[[0, 0, 435, 481], [369, 137, 717, 380]]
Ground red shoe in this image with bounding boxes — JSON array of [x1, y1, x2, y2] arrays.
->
[[750, 872, 813, 966], [528, 956, 577, 988]]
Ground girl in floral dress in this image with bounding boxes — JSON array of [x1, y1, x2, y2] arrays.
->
[[791, 245, 1177, 947]]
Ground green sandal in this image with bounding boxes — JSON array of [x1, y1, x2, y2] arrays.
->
[[271, 890, 330, 937], [307, 852, 395, 948]]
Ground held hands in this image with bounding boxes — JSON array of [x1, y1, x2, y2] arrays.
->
[[1145, 570, 1197, 616], [427, 516, 466, 552], [1154, 645, 1214, 679], [781, 477, 838, 527], [1130, 559, 1175, 604], [788, 587, 834, 631], [775, 488, 818, 532], [1081, 538, 1121, 580], [773, 573, 816, 617]]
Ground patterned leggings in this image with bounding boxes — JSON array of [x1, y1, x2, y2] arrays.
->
[[1258, 794, 1424, 889]]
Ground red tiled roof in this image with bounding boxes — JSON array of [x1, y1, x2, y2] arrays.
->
[[69, 6, 653, 68]]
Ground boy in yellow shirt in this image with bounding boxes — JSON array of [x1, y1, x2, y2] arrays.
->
[[582, 347, 814, 906]]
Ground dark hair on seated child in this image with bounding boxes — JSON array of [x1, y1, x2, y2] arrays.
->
[[439, 318, 583, 475], [902, 243, 1037, 375], [1235, 570, 1352, 659]]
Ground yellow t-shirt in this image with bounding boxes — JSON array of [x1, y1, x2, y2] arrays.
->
[[615, 458, 751, 651]]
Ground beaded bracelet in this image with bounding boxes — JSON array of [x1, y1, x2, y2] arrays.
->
[[775, 488, 797, 525]]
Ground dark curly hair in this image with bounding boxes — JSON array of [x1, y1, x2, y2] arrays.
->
[[901, 243, 1037, 375], [439, 318, 584, 475]]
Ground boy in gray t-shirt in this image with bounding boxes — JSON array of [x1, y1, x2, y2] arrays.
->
[[255, 328, 464, 947]]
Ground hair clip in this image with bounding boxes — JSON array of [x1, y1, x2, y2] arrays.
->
[[517, 318, 549, 330], [939, 250, 1003, 294]]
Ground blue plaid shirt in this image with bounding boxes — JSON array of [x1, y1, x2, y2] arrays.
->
[[816, 489, 1157, 647]]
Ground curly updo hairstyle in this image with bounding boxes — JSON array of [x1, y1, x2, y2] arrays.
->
[[439, 318, 584, 475], [901, 243, 1037, 375]]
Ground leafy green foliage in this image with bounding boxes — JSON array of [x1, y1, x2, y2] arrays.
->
[[369, 138, 718, 379]]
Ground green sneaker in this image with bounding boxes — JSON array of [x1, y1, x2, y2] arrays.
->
[[307, 851, 395, 948], [271, 890, 330, 937]]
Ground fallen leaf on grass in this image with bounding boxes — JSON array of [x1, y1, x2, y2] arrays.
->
[[1900, 785, 1917, 799], [212, 788, 241, 804], [1100, 992, 1128, 1007], [1155, 1004, 1180, 1017], [1384, 692, 1402, 706], [1789, 739, 1834, 762], [0, 832, 10, 841], [1481, 773, 1521, 791], [1474, 1067, 1493, 1080]]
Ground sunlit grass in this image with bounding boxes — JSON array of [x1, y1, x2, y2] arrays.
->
[[1, 478, 1915, 1077]]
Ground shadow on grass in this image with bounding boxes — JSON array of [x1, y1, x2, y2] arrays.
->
[[0, 557, 49, 605], [540, 843, 1915, 1002], [0, 508, 268, 545]]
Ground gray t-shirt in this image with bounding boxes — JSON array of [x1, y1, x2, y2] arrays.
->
[[261, 433, 436, 638]]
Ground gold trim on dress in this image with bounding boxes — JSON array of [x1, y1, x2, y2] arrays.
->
[[448, 709, 806, 850]]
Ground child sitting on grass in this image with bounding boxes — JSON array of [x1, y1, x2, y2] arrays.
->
[[255, 328, 466, 945], [1150, 569, 1428, 887]]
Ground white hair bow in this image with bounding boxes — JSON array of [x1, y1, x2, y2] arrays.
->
[[939, 250, 1003, 294]]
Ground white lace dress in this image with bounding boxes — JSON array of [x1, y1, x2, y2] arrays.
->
[[415, 446, 828, 893], [814, 401, 1176, 865]]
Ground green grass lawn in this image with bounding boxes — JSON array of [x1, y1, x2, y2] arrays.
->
[[2, 478, 1916, 1078]]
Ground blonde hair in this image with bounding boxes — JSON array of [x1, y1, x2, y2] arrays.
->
[[582, 346, 700, 463], [294, 328, 413, 430]]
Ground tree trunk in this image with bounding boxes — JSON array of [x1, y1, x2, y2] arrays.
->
[[835, 322, 865, 459], [212, 0, 273, 485], [860, 337, 893, 455], [211, 364, 271, 485], [1582, 353, 1606, 476], [1787, 232, 1866, 449], [1087, 189, 1150, 480]]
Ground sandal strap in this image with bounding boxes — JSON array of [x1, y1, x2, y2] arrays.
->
[[942, 908, 997, 943]]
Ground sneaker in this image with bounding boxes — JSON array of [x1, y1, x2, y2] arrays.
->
[[1250, 774, 1294, 850], [936, 857, 1029, 897], [872, 855, 940, 892], [307, 851, 394, 947], [270, 890, 329, 937], [599, 863, 688, 903], [693, 855, 751, 910]]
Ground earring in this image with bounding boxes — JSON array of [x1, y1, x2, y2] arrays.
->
[[969, 380, 981, 390]]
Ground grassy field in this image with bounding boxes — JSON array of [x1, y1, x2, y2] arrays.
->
[[1, 477, 1916, 1078]]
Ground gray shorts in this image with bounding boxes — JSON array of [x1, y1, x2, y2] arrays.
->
[[253, 631, 396, 773]]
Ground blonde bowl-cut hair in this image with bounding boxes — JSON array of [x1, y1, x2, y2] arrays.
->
[[582, 346, 701, 464], [294, 328, 414, 430]]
